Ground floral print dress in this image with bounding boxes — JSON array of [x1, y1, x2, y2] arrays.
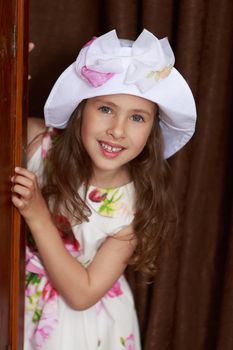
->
[[24, 130, 140, 350]]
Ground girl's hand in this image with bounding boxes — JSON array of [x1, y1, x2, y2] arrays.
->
[[11, 167, 51, 225], [28, 42, 35, 53], [28, 42, 35, 80]]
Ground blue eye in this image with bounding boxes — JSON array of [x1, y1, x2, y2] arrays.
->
[[99, 106, 112, 114], [131, 114, 144, 123]]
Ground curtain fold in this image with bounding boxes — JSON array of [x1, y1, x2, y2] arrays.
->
[[29, 0, 233, 348]]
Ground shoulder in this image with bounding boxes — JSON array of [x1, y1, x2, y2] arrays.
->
[[27, 117, 46, 144], [27, 117, 47, 160]]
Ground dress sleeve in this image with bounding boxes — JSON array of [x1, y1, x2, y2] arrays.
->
[[27, 127, 56, 187], [85, 183, 135, 237]]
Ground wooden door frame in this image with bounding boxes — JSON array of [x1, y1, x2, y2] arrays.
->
[[0, 0, 28, 349]]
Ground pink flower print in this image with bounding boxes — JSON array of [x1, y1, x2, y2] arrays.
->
[[120, 334, 135, 350], [125, 334, 135, 350], [41, 281, 57, 302], [25, 247, 59, 348], [55, 215, 80, 256], [33, 325, 53, 347], [41, 129, 60, 159], [106, 280, 123, 298], [26, 283, 38, 298], [32, 288, 58, 349], [88, 188, 107, 203], [96, 280, 123, 315], [55, 215, 72, 231], [33, 293, 58, 348], [64, 240, 80, 257]]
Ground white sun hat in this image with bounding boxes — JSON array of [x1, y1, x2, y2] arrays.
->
[[44, 29, 197, 158]]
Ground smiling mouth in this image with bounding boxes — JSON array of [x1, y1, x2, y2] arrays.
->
[[99, 141, 125, 153]]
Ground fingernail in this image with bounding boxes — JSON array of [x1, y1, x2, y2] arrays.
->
[[15, 166, 20, 171]]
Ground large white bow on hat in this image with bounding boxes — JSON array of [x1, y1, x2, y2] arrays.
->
[[78, 29, 175, 92]]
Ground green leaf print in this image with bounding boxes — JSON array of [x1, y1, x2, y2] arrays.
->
[[26, 272, 41, 286], [32, 308, 42, 323], [27, 231, 36, 249], [120, 336, 125, 346], [98, 189, 122, 215]]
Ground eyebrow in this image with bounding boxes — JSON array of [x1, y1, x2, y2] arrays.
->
[[94, 99, 117, 108], [132, 108, 153, 117], [94, 99, 154, 117]]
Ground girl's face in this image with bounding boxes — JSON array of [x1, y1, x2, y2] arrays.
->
[[81, 94, 157, 185]]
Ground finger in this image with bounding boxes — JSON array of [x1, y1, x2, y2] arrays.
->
[[28, 42, 35, 53], [14, 167, 38, 182], [12, 184, 32, 200], [28, 43, 34, 80], [11, 194, 26, 210], [11, 174, 34, 188]]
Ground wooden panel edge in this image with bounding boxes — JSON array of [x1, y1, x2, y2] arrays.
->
[[10, 0, 29, 348]]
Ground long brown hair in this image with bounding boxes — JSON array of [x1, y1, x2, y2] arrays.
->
[[129, 113, 176, 274], [41, 100, 176, 275]]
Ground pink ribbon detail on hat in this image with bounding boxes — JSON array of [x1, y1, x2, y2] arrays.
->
[[81, 66, 115, 87], [78, 29, 175, 92]]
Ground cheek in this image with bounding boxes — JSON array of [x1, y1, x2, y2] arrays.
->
[[80, 119, 93, 150], [132, 127, 152, 150], [81, 113, 93, 138], [81, 115, 103, 145]]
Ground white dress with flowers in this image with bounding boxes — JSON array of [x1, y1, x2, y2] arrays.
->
[[24, 130, 140, 350]]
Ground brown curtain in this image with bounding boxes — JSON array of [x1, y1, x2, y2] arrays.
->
[[29, 0, 233, 349]]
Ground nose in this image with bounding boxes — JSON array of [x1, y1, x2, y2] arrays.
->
[[106, 117, 126, 140]]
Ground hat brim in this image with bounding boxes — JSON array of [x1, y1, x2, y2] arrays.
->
[[44, 62, 196, 158]]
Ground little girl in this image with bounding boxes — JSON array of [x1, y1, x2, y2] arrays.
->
[[11, 29, 196, 350]]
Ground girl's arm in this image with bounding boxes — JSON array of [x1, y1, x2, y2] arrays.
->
[[27, 117, 46, 160], [11, 167, 136, 310]]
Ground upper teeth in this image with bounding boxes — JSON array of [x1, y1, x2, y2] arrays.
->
[[100, 142, 123, 153]]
